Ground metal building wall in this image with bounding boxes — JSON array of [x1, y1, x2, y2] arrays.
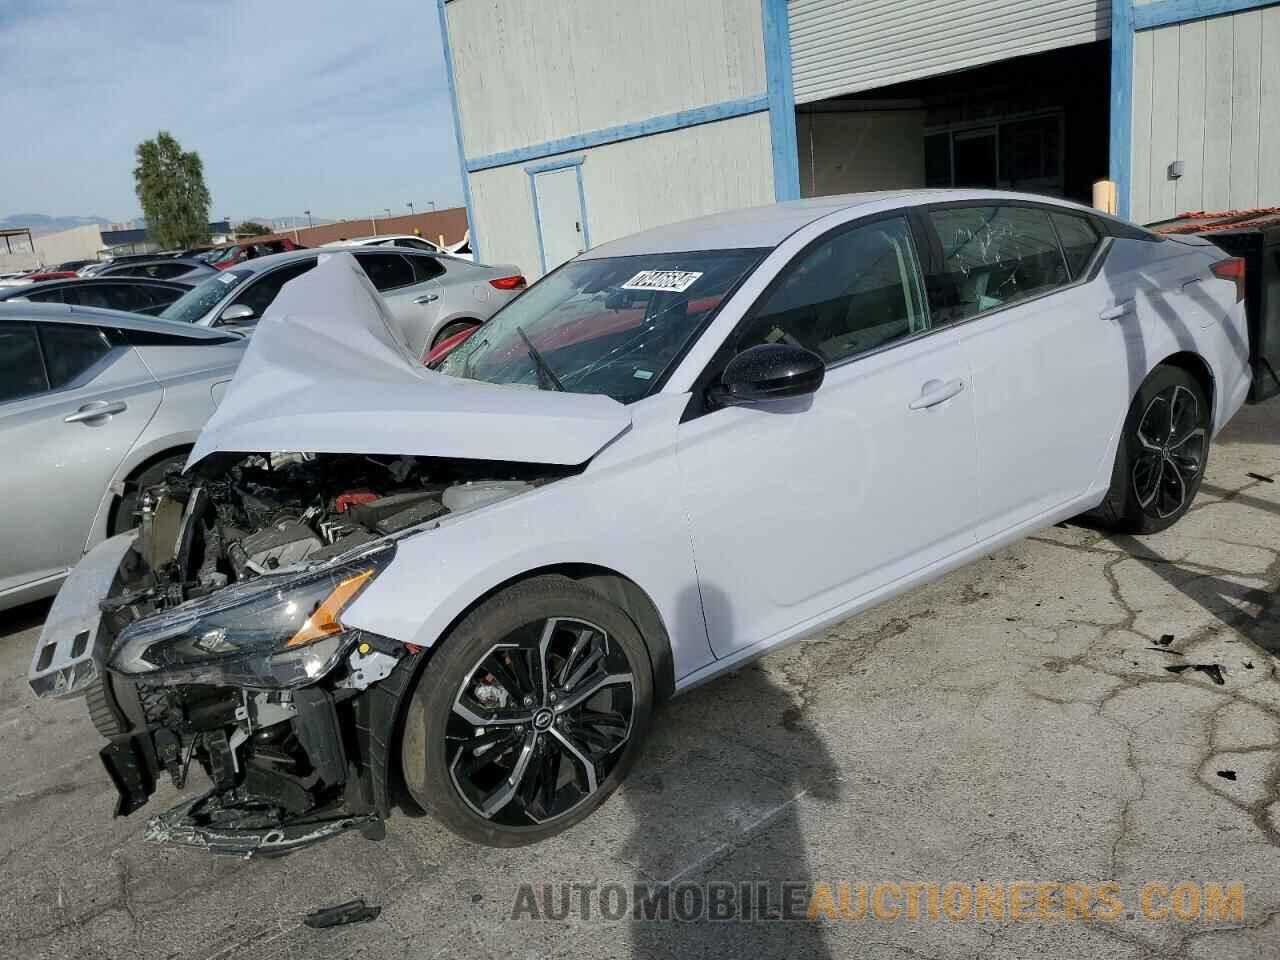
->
[[448, 0, 766, 161], [1129, 4, 1280, 223], [444, 0, 780, 275], [469, 114, 774, 277], [788, 0, 1111, 105]]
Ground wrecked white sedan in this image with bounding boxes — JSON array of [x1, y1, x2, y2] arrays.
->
[[29, 191, 1251, 853]]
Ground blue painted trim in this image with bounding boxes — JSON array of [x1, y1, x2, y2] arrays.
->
[[524, 155, 585, 175], [466, 95, 768, 172], [1133, 0, 1277, 30], [761, 0, 800, 201], [526, 158, 589, 274], [1110, 0, 1134, 219], [527, 171, 547, 275], [435, 0, 480, 260]]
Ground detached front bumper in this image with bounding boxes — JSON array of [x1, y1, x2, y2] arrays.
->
[[28, 532, 137, 701], [27, 536, 417, 857]]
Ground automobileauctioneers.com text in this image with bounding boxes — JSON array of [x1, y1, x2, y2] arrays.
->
[[511, 881, 1244, 923]]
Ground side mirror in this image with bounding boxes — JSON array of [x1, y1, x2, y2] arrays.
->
[[713, 343, 825, 405], [217, 303, 255, 325]]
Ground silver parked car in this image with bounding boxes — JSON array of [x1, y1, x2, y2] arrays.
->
[[94, 257, 216, 282], [157, 248, 526, 359], [0, 302, 245, 611], [0, 276, 194, 316]]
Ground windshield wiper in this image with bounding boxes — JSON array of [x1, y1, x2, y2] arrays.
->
[[516, 325, 564, 392]]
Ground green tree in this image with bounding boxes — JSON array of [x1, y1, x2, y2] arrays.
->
[[235, 221, 271, 236], [133, 131, 212, 249]]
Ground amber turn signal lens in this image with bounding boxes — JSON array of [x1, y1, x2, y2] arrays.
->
[[285, 568, 375, 648]]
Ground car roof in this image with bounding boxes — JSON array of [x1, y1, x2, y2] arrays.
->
[[104, 257, 211, 269], [0, 276, 191, 297], [0, 300, 243, 341], [228, 246, 436, 276], [578, 189, 1102, 258], [325, 234, 435, 245]]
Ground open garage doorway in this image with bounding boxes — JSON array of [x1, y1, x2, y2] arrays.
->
[[795, 41, 1110, 206]]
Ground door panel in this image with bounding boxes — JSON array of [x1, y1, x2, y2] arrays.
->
[[534, 166, 586, 272], [676, 214, 979, 658], [961, 284, 1123, 535], [923, 203, 1122, 536], [677, 330, 979, 657], [0, 340, 160, 592]]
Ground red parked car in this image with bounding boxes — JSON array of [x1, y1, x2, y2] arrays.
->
[[204, 238, 304, 270], [22, 270, 79, 282]]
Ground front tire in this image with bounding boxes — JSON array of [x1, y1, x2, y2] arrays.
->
[[1094, 365, 1210, 534], [400, 575, 653, 846]]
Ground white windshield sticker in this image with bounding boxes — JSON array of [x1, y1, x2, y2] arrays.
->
[[621, 269, 702, 293], [217, 272, 238, 284]]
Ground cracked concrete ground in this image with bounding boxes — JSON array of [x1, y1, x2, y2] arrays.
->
[[2, 400, 1278, 960]]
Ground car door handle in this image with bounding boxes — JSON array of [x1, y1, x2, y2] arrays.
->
[[908, 378, 964, 410], [414, 294, 439, 304], [1100, 301, 1136, 321], [64, 400, 126, 423]]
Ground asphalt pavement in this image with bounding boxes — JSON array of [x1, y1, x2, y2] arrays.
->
[[2, 400, 1278, 960]]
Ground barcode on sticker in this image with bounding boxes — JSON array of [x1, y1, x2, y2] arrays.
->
[[621, 270, 702, 293]]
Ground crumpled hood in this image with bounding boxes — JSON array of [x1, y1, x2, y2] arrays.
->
[[187, 254, 631, 468]]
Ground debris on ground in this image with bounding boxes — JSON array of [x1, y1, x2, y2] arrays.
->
[[1217, 770, 1238, 781], [303, 899, 382, 929], [1245, 472, 1274, 483], [1158, 634, 1175, 646], [1165, 663, 1226, 685], [1244, 661, 1255, 670]]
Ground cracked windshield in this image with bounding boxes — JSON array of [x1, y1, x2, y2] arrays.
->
[[437, 251, 763, 401]]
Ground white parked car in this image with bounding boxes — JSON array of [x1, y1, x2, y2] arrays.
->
[[322, 233, 444, 254], [29, 191, 1250, 855]]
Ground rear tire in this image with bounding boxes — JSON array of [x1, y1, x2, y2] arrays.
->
[[400, 575, 653, 846], [432, 319, 481, 349], [1092, 365, 1210, 534]]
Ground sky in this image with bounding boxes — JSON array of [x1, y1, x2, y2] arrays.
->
[[0, 0, 464, 223]]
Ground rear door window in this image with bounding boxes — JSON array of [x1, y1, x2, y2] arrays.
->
[[354, 252, 416, 290], [405, 254, 445, 283], [20, 286, 65, 304], [924, 205, 1069, 325], [1049, 212, 1102, 279], [0, 321, 49, 402], [38, 323, 113, 389]]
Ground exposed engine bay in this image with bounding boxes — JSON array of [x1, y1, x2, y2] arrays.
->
[[118, 452, 542, 614], [74, 452, 567, 857]]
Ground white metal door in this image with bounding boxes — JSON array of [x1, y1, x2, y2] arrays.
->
[[534, 167, 586, 273]]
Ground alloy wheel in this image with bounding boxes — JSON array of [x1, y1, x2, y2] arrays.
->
[[446, 617, 635, 825], [1131, 383, 1206, 520]]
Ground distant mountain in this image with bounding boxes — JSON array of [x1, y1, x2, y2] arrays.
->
[[1, 213, 112, 236]]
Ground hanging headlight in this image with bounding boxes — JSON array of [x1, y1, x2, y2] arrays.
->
[[109, 545, 395, 689]]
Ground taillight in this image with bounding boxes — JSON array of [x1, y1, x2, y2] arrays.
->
[[1210, 257, 1246, 302], [489, 275, 526, 291]]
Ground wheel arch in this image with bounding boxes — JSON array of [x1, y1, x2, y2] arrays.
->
[[430, 314, 483, 347], [1155, 350, 1216, 423], [103, 443, 193, 535], [365, 561, 675, 819]]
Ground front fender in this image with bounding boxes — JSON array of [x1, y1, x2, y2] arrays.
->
[[343, 398, 715, 682]]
